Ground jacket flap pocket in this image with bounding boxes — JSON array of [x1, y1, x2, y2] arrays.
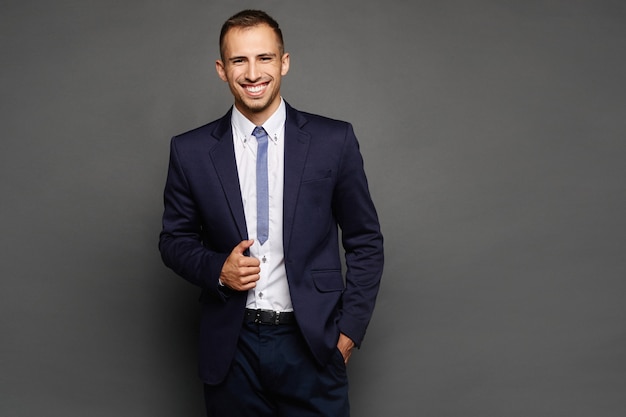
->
[[311, 270, 344, 292]]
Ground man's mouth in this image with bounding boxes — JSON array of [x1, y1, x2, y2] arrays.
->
[[244, 82, 268, 95]]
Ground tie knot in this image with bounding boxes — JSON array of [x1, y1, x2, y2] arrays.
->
[[252, 126, 267, 141]]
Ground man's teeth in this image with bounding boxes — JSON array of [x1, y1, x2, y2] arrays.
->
[[246, 84, 266, 93]]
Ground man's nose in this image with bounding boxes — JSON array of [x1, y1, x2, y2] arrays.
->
[[245, 62, 260, 81]]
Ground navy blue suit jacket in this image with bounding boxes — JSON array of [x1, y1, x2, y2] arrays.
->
[[159, 103, 384, 384]]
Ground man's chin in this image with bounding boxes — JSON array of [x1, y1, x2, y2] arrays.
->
[[240, 98, 271, 113]]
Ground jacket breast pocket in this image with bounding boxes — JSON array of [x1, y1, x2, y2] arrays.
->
[[301, 169, 332, 184]]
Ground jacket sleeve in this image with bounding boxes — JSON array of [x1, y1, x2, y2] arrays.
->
[[333, 124, 384, 347], [158, 137, 229, 301]]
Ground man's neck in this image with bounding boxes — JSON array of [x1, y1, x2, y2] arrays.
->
[[234, 100, 282, 126]]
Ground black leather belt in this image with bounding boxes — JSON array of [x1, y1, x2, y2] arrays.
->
[[245, 309, 296, 325]]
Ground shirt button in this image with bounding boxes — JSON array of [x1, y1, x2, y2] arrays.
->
[[259, 292, 264, 298]]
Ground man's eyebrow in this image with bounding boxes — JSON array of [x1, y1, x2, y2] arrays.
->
[[228, 53, 276, 62]]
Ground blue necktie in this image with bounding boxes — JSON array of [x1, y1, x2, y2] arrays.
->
[[252, 126, 269, 245]]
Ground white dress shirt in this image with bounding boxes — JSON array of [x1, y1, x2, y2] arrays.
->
[[231, 99, 293, 312]]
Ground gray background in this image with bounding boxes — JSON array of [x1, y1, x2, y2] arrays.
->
[[2, 0, 625, 416]]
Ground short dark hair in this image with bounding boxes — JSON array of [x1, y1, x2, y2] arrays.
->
[[219, 9, 284, 60]]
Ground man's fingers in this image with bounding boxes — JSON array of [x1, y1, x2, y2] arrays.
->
[[239, 265, 261, 276], [228, 271, 260, 291], [237, 257, 261, 268]]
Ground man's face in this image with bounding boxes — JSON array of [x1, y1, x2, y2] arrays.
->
[[216, 24, 290, 125]]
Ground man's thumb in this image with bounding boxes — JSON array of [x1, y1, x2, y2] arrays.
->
[[234, 239, 254, 254]]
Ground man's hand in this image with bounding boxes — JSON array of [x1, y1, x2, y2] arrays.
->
[[219, 240, 260, 291], [337, 333, 355, 364]]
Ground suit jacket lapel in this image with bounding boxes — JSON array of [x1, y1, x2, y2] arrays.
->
[[209, 110, 248, 241], [283, 104, 310, 252]]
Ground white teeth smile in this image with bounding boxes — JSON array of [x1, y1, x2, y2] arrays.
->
[[246, 84, 267, 93]]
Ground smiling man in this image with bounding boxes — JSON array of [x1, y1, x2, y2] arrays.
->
[[159, 9, 384, 417]]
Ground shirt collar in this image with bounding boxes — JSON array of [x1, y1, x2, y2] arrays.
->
[[231, 98, 286, 145]]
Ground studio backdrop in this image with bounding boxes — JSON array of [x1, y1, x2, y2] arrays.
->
[[2, 1, 625, 416]]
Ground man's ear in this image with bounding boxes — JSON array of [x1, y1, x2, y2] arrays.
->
[[216, 60, 227, 82], [281, 53, 290, 76]]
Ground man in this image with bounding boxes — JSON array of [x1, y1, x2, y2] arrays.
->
[[159, 9, 383, 417]]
